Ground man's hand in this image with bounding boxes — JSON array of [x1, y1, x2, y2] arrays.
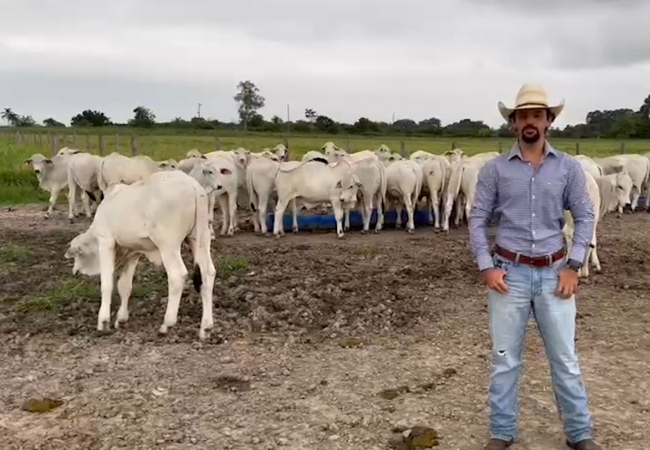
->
[[481, 268, 508, 294], [556, 268, 579, 299]]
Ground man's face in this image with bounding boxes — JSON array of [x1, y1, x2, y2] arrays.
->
[[512, 108, 552, 144]]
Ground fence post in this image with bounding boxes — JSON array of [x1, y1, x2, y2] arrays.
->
[[575, 142, 580, 155], [61, 133, 67, 148], [72, 129, 78, 147], [116, 133, 121, 153], [86, 133, 91, 151], [130, 131, 139, 155], [51, 133, 59, 157], [451, 141, 456, 150], [346, 139, 351, 152], [620, 142, 626, 154], [38, 133, 43, 148], [400, 140, 406, 157], [498, 142, 503, 154], [98, 134, 106, 156]]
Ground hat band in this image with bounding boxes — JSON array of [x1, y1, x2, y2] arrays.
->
[[515, 101, 549, 108]]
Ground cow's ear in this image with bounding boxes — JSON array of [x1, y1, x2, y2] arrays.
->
[[335, 180, 342, 189], [23, 158, 33, 165], [200, 155, 207, 159], [44, 159, 54, 165], [220, 168, 232, 175]]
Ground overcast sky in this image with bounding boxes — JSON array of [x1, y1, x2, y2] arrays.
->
[[1, 0, 649, 128]]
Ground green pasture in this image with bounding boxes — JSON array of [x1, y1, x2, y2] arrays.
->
[[1, 131, 649, 205]]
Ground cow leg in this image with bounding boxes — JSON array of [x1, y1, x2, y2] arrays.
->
[[80, 190, 92, 218], [395, 200, 403, 228], [432, 190, 441, 230], [217, 195, 229, 236], [97, 238, 116, 332], [188, 237, 216, 340], [344, 208, 351, 231], [159, 248, 188, 335], [228, 193, 237, 236], [362, 198, 373, 234], [630, 188, 640, 211], [453, 196, 463, 227], [258, 191, 271, 235], [374, 192, 383, 233], [115, 255, 141, 328], [332, 199, 345, 238], [67, 176, 78, 220], [274, 198, 290, 238], [291, 199, 299, 234], [208, 192, 217, 238], [46, 186, 63, 218], [403, 193, 415, 233]]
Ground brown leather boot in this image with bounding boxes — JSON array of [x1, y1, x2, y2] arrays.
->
[[566, 438, 602, 450], [484, 438, 514, 450]]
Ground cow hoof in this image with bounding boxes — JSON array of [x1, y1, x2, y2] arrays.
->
[[373, 229, 379, 234], [407, 229, 414, 234], [292, 228, 299, 234], [360, 230, 366, 235], [337, 233, 344, 239], [97, 321, 110, 333], [158, 324, 169, 335]]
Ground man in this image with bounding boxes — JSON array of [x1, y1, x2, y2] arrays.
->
[[469, 84, 601, 450]]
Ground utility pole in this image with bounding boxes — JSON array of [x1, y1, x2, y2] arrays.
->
[[286, 104, 291, 134], [197, 103, 202, 118]]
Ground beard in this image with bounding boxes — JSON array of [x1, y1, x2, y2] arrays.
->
[[520, 125, 541, 143]]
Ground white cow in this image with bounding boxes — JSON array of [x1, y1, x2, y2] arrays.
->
[[409, 150, 438, 162], [302, 150, 326, 162], [246, 157, 282, 235], [321, 141, 340, 155], [384, 160, 423, 233], [595, 171, 633, 218], [442, 148, 465, 163], [188, 156, 239, 237], [594, 154, 650, 211], [374, 144, 392, 161], [273, 158, 361, 238], [66, 152, 104, 220], [24, 152, 74, 217], [562, 170, 600, 279], [574, 155, 603, 180], [442, 157, 493, 232], [327, 148, 380, 164], [64, 170, 216, 340], [342, 157, 388, 234], [417, 157, 448, 230], [97, 153, 177, 192]]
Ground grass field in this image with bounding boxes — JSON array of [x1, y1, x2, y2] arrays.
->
[[1, 131, 649, 205]]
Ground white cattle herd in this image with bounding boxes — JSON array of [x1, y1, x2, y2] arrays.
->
[[22, 142, 648, 338]]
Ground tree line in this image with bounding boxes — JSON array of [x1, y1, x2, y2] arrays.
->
[[2, 81, 650, 139]]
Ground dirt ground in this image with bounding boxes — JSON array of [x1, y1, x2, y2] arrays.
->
[[0, 205, 648, 450]]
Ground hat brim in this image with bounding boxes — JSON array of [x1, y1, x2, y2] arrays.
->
[[498, 99, 565, 122]]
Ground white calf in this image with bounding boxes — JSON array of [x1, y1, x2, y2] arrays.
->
[[64, 170, 216, 340], [273, 158, 361, 238], [343, 157, 388, 234], [24, 152, 72, 217], [188, 157, 239, 237], [67, 152, 103, 220], [384, 160, 423, 233]]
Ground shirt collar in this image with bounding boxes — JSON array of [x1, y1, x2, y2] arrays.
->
[[507, 140, 557, 160]]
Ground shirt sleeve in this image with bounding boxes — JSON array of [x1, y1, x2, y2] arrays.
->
[[564, 159, 596, 263], [469, 161, 498, 271]]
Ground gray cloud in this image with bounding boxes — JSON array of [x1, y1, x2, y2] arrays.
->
[[0, 0, 648, 128]]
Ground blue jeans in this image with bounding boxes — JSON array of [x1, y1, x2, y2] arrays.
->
[[487, 253, 593, 443]]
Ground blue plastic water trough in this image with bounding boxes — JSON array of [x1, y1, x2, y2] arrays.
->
[[265, 209, 435, 231]]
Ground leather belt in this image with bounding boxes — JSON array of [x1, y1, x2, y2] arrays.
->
[[494, 245, 565, 267]]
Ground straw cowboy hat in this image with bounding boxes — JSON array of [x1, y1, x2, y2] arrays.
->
[[498, 84, 565, 122]]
